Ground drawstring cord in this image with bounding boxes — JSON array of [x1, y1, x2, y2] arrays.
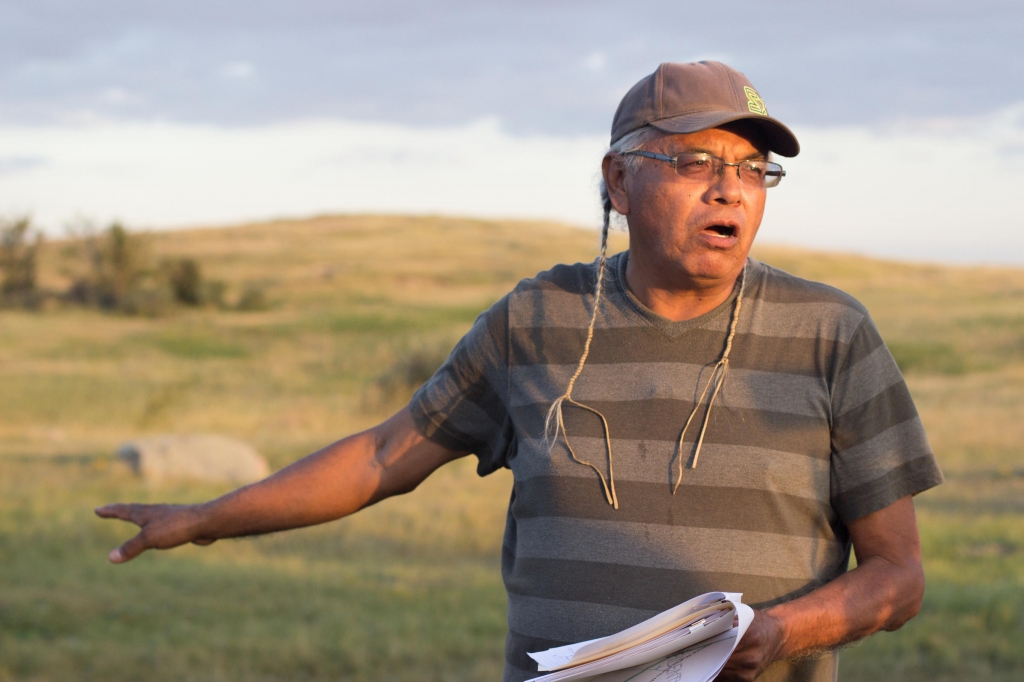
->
[[673, 266, 746, 493], [546, 186, 747, 508]]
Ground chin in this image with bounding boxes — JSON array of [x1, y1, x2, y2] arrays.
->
[[679, 251, 747, 282]]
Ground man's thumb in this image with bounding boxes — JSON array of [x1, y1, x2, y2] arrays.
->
[[108, 532, 148, 564]]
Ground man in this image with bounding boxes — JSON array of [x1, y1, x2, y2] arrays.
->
[[97, 62, 943, 682]]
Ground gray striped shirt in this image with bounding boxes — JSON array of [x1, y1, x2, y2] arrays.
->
[[410, 253, 943, 682]]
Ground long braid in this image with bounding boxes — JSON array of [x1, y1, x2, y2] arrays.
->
[[544, 183, 618, 508]]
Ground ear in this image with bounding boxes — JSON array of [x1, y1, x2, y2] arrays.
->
[[602, 153, 631, 216]]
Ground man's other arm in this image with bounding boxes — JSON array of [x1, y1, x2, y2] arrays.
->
[[720, 495, 925, 681], [95, 407, 466, 563]]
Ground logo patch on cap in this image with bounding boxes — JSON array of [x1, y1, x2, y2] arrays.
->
[[744, 86, 768, 116]]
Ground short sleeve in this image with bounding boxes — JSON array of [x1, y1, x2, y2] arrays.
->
[[829, 316, 944, 523], [408, 295, 516, 476]]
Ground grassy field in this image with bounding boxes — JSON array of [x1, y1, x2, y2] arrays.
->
[[1, 215, 1022, 681]]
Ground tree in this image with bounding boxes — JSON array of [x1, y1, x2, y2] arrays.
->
[[65, 221, 150, 310], [0, 216, 42, 306], [163, 257, 202, 305]]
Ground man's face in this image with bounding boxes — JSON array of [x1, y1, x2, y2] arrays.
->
[[610, 124, 769, 287]]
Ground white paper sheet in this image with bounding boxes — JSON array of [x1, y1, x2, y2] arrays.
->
[[529, 592, 742, 672], [527, 600, 754, 682], [589, 603, 755, 682]]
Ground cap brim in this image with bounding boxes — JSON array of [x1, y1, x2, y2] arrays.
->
[[649, 111, 800, 157]]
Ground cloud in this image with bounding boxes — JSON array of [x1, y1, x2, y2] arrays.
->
[[761, 104, 1024, 264], [0, 117, 607, 234], [997, 144, 1024, 159], [1, 103, 1022, 265], [100, 87, 143, 105], [582, 52, 607, 73], [1, 1, 1021, 133], [0, 155, 47, 175], [219, 61, 255, 80]]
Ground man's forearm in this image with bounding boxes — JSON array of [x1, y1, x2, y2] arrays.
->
[[766, 551, 924, 659], [190, 429, 383, 541], [767, 496, 925, 659], [721, 497, 925, 681], [192, 407, 465, 540], [97, 407, 465, 562]]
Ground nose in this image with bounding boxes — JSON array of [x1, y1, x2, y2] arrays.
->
[[705, 162, 744, 205]]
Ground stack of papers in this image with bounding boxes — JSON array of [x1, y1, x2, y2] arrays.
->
[[527, 592, 754, 682]]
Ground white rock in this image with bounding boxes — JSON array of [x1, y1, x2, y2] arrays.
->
[[118, 434, 270, 484]]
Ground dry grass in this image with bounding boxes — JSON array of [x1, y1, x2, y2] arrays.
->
[[1, 215, 1021, 681]]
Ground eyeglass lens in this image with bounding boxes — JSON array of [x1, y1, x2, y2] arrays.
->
[[675, 153, 784, 188]]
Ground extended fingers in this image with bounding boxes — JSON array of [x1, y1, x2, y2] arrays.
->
[[94, 503, 146, 524], [97, 503, 157, 564], [99, 504, 206, 563]]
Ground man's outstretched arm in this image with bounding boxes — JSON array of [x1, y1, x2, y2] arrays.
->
[[95, 407, 466, 563], [720, 495, 925, 681]]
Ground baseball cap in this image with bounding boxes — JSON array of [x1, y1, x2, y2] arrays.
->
[[611, 61, 800, 157]]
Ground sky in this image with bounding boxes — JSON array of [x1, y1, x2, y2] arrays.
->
[[1, 1, 1022, 264]]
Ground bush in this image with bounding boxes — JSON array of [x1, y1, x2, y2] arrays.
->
[[64, 224, 233, 315], [66, 222, 149, 311], [0, 216, 43, 308], [200, 280, 227, 309], [235, 284, 269, 311], [10, 218, 258, 316], [119, 282, 175, 317], [371, 342, 454, 407], [159, 257, 230, 308], [163, 257, 203, 305]]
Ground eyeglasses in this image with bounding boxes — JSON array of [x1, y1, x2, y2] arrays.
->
[[623, 150, 786, 188]]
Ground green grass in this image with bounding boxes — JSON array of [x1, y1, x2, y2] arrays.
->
[[1, 215, 1022, 680], [0, 456, 511, 682], [153, 336, 251, 360], [887, 341, 967, 375]]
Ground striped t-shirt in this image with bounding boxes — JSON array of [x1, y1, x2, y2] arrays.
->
[[410, 252, 943, 682]]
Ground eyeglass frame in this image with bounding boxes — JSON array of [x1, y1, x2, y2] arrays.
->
[[622, 150, 786, 188]]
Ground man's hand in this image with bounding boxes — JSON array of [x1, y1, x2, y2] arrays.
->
[[94, 503, 213, 563], [95, 407, 465, 564], [716, 611, 784, 682], [716, 496, 924, 677]]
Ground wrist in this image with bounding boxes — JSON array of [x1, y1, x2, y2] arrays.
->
[[188, 502, 218, 541], [760, 608, 789, 662]]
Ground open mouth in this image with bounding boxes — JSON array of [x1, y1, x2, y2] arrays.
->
[[704, 224, 737, 238]]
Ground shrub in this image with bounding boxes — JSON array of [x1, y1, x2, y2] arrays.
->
[[235, 284, 269, 311], [0, 216, 43, 308], [161, 257, 227, 308], [66, 222, 149, 311], [163, 257, 203, 305], [372, 342, 454, 406], [200, 279, 227, 309], [119, 282, 175, 317]]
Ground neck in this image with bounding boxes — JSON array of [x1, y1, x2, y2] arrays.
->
[[624, 253, 744, 322]]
